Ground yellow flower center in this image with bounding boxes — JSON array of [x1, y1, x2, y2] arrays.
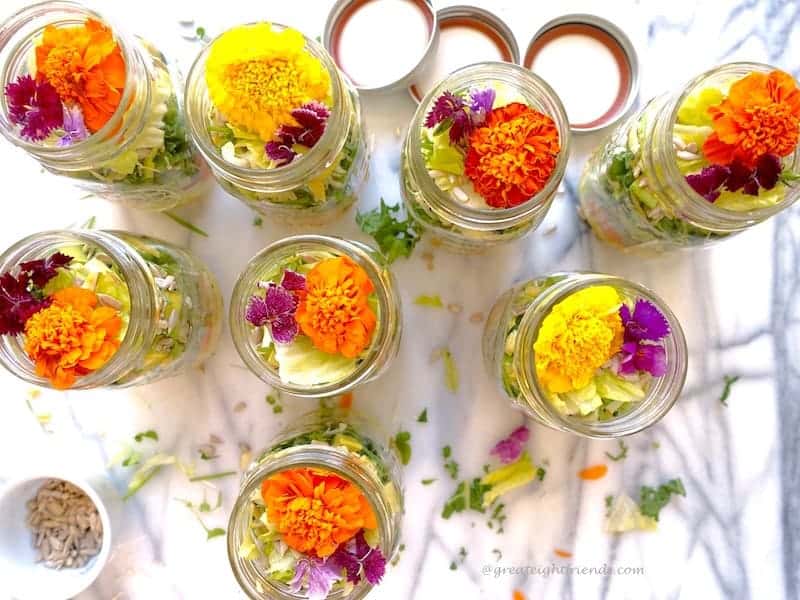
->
[[533, 286, 624, 394], [205, 23, 331, 142]]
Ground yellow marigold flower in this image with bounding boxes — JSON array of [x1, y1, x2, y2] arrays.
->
[[533, 285, 624, 394], [205, 23, 331, 142]]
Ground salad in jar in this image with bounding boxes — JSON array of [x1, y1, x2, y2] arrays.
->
[[192, 23, 367, 215], [233, 420, 402, 599], [1, 13, 205, 207], [579, 65, 800, 249]]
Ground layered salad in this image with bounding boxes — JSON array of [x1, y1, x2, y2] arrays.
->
[[238, 423, 401, 598], [0, 234, 216, 389], [244, 250, 380, 388], [203, 23, 364, 209], [501, 279, 673, 422], [580, 68, 800, 248], [3, 17, 200, 194]]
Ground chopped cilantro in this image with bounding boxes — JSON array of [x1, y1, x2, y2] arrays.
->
[[392, 431, 412, 466], [449, 561, 457, 571], [134, 430, 158, 443], [639, 478, 686, 520], [422, 478, 437, 485], [252, 216, 263, 227], [188, 470, 236, 483], [605, 495, 614, 516], [356, 198, 422, 263], [442, 446, 459, 480], [719, 375, 740, 406], [417, 408, 428, 423], [605, 440, 628, 462], [536, 467, 547, 481], [122, 450, 142, 467], [414, 294, 444, 308]]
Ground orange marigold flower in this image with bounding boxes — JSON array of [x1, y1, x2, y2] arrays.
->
[[35, 18, 126, 133], [703, 70, 800, 167], [23, 287, 123, 389], [464, 102, 560, 208], [261, 467, 377, 558], [295, 257, 377, 358]]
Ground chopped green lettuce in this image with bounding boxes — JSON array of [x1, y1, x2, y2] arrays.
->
[[423, 129, 464, 175], [676, 88, 723, 126], [274, 335, 357, 386], [595, 371, 647, 404], [480, 452, 537, 507]]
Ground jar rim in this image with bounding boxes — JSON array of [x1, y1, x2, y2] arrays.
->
[[0, 0, 150, 165], [229, 234, 399, 398], [227, 433, 398, 600], [0, 229, 157, 389], [515, 273, 687, 438], [662, 61, 800, 226], [184, 22, 349, 191], [405, 61, 571, 228]]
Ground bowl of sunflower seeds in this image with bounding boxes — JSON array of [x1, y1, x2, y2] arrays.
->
[[0, 474, 112, 599]]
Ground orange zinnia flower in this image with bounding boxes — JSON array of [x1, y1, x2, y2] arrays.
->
[[295, 257, 377, 358], [24, 287, 123, 389], [261, 467, 377, 558], [464, 102, 560, 208], [35, 18, 126, 133], [703, 70, 800, 167]]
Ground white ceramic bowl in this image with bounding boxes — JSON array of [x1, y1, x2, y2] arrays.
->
[[0, 474, 112, 600]]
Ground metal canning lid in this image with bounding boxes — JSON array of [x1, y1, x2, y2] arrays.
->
[[323, 0, 439, 93], [409, 5, 520, 103], [523, 14, 639, 133]]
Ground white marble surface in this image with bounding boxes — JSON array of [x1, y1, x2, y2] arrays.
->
[[0, 1, 798, 599]]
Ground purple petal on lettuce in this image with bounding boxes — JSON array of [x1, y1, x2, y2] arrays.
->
[[362, 547, 387, 585], [724, 160, 754, 193], [265, 141, 297, 166], [329, 542, 362, 584], [270, 313, 299, 344], [618, 341, 639, 375], [632, 343, 667, 377], [281, 269, 307, 292], [755, 153, 781, 190], [290, 557, 341, 600], [630, 299, 670, 341], [424, 91, 465, 128], [686, 164, 730, 202], [469, 87, 496, 125], [245, 295, 270, 327], [490, 425, 530, 464]]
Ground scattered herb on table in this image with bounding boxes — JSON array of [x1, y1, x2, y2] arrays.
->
[[252, 215, 263, 227], [178, 498, 225, 541], [391, 543, 406, 567], [438, 348, 459, 392], [605, 440, 628, 462], [356, 198, 422, 263], [422, 478, 437, 485], [605, 495, 615, 516], [266, 393, 284, 414], [188, 470, 237, 483], [414, 294, 443, 308], [443, 445, 459, 479], [719, 375, 740, 406], [639, 478, 686, 520], [391, 431, 412, 465], [417, 408, 428, 423], [536, 467, 547, 481], [134, 430, 158, 443], [164, 211, 209, 237], [122, 450, 142, 467], [123, 454, 179, 500]]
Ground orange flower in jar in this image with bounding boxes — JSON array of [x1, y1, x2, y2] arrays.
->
[[295, 257, 377, 358], [261, 467, 377, 558], [35, 18, 126, 132], [23, 287, 123, 389], [703, 70, 800, 167]]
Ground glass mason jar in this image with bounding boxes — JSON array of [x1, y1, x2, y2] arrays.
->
[[400, 62, 570, 252], [579, 62, 800, 252], [230, 235, 401, 398], [228, 409, 403, 600], [0, 1, 210, 210], [0, 229, 223, 389], [482, 273, 687, 437], [184, 22, 368, 226]]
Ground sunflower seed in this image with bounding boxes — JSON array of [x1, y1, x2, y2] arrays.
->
[[26, 480, 102, 569], [676, 150, 701, 161], [97, 293, 123, 310]]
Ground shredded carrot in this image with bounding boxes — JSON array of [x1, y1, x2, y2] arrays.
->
[[513, 591, 527, 600], [554, 548, 573, 558], [578, 464, 608, 480], [339, 392, 353, 409]]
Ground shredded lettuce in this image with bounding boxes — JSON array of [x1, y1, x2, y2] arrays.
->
[[676, 88, 723, 126], [480, 452, 537, 507], [423, 129, 464, 175], [274, 335, 357, 386], [595, 371, 647, 404]]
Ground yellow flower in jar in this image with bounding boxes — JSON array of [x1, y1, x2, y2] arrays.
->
[[533, 285, 624, 394], [205, 23, 331, 142]]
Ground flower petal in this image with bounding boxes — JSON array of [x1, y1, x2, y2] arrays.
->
[[632, 343, 667, 377], [281, 269, 307, 292], [630, 299, 670, 341]]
